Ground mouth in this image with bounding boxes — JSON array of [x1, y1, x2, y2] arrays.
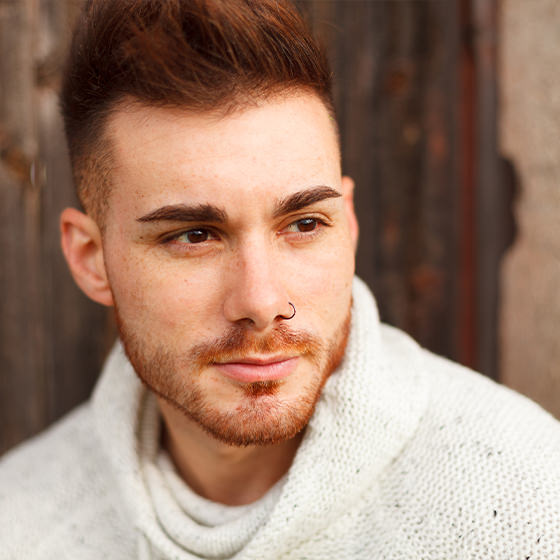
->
[[213, 356, 299, 383]]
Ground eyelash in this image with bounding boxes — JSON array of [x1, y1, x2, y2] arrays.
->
[[162, 227, 219, 246], [162, 216, 330, 249]]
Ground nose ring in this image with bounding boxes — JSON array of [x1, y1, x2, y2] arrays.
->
[[280, 302, 296, 320]]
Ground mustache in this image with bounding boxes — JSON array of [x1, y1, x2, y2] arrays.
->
[[189, 323, 323, 367]]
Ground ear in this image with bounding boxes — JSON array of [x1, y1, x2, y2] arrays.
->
[[60, 208, 114, 306], [341, 175, 359, 252]]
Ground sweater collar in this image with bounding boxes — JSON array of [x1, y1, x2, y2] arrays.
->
[[93, 276, 429, 559]]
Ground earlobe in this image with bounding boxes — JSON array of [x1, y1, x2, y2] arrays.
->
[[341, 176, 359, 252], [60, 208, 114, 306]]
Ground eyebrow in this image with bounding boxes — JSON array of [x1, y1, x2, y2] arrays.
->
[[136, 185, 342, 224], [272, 185, 342, 218], [137, 203, 227, 224]]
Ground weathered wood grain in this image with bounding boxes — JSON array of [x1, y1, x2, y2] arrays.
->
[[1, 0, 47, 453], [0, 0, 115, 455], [301, 1, 469, 361]]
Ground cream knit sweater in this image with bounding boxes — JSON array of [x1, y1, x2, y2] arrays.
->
[[1, 277, 559, 559]]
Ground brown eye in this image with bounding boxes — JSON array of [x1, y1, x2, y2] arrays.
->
[[177, 229, 210, 243], [294, 218, 318, 232]]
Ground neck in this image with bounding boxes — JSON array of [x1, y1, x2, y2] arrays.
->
[[157, 398, 303, 506]]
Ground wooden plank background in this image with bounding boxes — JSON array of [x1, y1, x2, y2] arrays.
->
[[0, 0, 509, 456], [0, 0, 117, 455]]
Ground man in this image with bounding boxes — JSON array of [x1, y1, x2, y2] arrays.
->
[[1, 1, 559, 558]]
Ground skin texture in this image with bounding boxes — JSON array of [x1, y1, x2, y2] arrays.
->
[[60, 92, 359, 505]]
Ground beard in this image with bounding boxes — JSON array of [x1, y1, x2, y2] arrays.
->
[[115, 308, 351, 447]]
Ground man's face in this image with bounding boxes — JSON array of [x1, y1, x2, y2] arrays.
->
[[101, 92, 358, 446]]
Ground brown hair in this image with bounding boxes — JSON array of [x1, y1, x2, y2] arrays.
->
[[60, 0, 334, 224]]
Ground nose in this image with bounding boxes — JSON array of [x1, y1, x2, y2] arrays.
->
[[222, 240, 292, 331]]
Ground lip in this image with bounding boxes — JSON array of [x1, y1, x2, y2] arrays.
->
[[213, 356, 299, 383]]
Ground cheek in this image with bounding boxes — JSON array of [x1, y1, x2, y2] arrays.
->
[[106, 251, 223, 337], [289, 241, 355, 325]]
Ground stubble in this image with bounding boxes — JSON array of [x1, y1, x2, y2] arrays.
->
[[116, 309, 351, 447]]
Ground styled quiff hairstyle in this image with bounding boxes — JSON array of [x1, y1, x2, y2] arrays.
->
[[60, 0, 334, 225]]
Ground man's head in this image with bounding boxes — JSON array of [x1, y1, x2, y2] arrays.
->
[[60, 0, 359, 447]]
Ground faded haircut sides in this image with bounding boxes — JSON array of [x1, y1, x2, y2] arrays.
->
[[59, 0, 335, 227]]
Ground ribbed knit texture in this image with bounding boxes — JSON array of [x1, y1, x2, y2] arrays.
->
[[1, 277, 559, 559]]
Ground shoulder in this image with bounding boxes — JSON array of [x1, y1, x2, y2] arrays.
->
[[378, 324, 560, 557], [380, 322, 560, 451], [0, 404, 132, 559], [419, 340, 560, 454]]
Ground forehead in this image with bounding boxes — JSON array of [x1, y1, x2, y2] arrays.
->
[[105, 93, 341, 214]]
